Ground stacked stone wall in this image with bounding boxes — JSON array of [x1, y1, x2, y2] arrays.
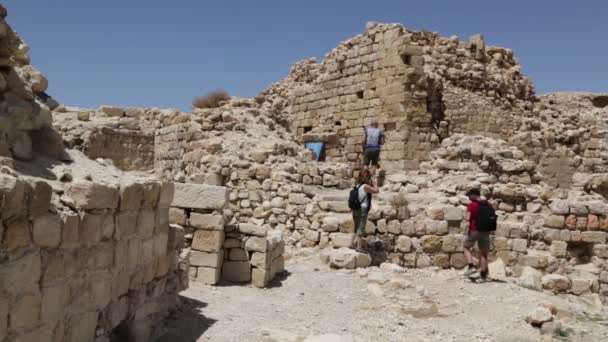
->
[[0, 176, 188, 342], [86, 127, 154, 171]]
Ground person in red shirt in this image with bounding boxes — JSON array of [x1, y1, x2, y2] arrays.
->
[[463, 188, 491, 281]]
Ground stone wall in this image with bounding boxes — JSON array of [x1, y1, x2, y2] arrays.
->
[[289, 23, 535, 173], [85, 127, 154, 171], [169, 182, 285, 288], [0, 175, 188, 342]]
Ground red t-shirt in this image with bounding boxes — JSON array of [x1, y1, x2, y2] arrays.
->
[[467, 201, 481, 232]]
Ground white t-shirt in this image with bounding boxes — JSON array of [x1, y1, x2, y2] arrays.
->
[[358, 184, 369, 210]]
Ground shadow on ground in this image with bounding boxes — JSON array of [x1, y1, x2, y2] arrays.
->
[[154, 296, 216, 342]]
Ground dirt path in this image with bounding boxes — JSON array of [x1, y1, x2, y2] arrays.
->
[[156, 252, 608, 342]]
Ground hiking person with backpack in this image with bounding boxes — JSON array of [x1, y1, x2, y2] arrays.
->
[[349, 167, 379, 252], [462, 188, 497, 282]]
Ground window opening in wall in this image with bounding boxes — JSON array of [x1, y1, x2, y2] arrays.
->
[[305, 142, 326, 162], [335, 121, 342, 127], [303, 126, 312, 133], [356, 91, 364, 99], [470, 45, 477, 54], [567, 242, 593, 264], [401, 53, 412, 65], [110, 321, 130, 342], [384, 122, 396, 131]]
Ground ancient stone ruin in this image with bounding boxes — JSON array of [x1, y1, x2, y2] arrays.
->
[[2, 3, 608, 341]]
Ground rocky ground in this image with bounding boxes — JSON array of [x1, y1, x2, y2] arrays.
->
[[156, 251, 608, 342]]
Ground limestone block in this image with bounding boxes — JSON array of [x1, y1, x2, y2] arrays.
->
[[569, 277, 594, 295], [66, 311, 97, 342], [119, 181, 143, 210], [550, 200, 569, 215], [10, 294, 41, 330], [512, 238, 528, 253], [396, 236, 412, 253], [192, 230, 224, 252], [442, 234, 464, 252], [158, 181, 175, 208], [329, 232, 354, 248], [196, 267, 221, 285], [28, 180, 52, 218], [444, 207, 463, 221], [244, 236, 268, 252], [329, 248, 357, 269], [0, 175, 27, 219], [168, 208, 187, 225], [519, 254, 548, 269], [387, 220, 401, 234], [420, 235, 442, 253], [545, 215, 565, 229], [304, 229, 320, 242], [141, 182, 160, 208], [3, 218, 31, 252], [172, 183, 229, 210], [224, 238, 242, 249], [587, 215, 599, 230], [450, 253, 467, 269], [252, 268, 271, 288], [434, 254, 450, 269], [191, 250, 224, 268], [239, 223, 267, 237], [403, 253, 417, 268], [545, 240, 567, 258], [222, 261, 251, 283], [581, 231, 607, 243], [518, 266, 543, 291], [417, 254, 432, 268], [65, 181, 119, 209], [99, 105, 125, 117], [426, 220, 448, 235], [593, 244, 608, 258], [542, 274, 571, 292], [565, 215, 576, 230], [426, 206, 444, 220], [114, 210, 138, 240], [137, 209, 155, 239], [12, 325, 54, 342], [190, 213, 225, 231], [251, 252, 270, 269], [587, 201, 608, 215]]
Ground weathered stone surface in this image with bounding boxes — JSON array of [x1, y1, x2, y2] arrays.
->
[[488, 258, 507, 280], [190, 213, 224, 230], [396, 236, 412, 253], [581, 231, 607, 243], [191, 250, 224, 268], [0, 297, 7, 341], [222, 261, 251, 283], [542, 274, 571, 292], [420, 235, 442, 253], [168, 208, 187, 225], [172, 183, 229, 210], [229, 248, 249, 261], [192, 230, 224, 252], [239, 223, 267, 237], [244, 236, 268, 252], [550, 200, 569, 215], [329, 248, 358, 269], [329, 232, 354, 248], [526, 307, 554, 326], [444, 207, 463, 221], [65, 181, 119, 209], [549, 241, 567, 257], [196, 266, 221, 285], [518, 266, 543, 291]]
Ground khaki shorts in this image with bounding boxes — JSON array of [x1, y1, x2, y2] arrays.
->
[[464, 231, 491, 253], [352, 209, 369, 236]]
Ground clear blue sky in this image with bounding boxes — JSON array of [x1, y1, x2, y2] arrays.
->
[[5, 0, 608, 111]]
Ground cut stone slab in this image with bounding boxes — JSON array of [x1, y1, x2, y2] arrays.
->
[[172, 183, 229, 210], [526, 307, 554, 326], [222, 261, 251, 283]]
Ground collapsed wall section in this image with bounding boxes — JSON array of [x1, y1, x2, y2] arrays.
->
[[0, 176, 188, 342]]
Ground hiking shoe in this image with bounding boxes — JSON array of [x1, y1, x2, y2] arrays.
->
[[477, 276, 490, 283], [463, 266, 477, 277], [467, 270, 481, 279]]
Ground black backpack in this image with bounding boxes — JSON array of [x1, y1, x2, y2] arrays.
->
[[476, 201, 497, 232], [348, 184, 370, 210]]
